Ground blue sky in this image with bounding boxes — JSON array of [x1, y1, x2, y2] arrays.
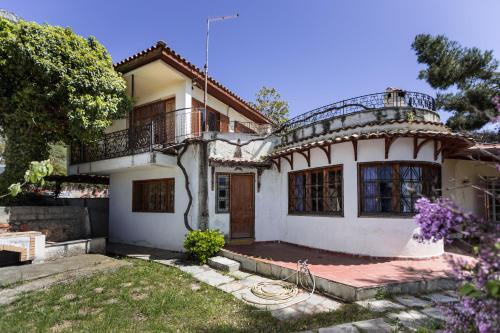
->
[[2, 0, 499, 119]]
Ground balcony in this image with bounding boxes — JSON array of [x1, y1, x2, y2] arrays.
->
[[282, 90, 436, 132], [70, 109, 272, 165]]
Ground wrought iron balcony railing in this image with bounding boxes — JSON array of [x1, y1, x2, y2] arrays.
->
[[70, 109, 272, 164], [283, 90, 436, 131]]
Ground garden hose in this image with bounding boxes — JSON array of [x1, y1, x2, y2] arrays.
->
[[242, 259, 316, 310]]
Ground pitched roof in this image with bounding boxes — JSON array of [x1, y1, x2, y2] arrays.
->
[[114, 41, 272, 124]]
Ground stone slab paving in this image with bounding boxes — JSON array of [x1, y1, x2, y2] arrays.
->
[[355, 299, 406, 312], [192, 270, 234, 287], [387, 309, 431, 330], [393, 294, 432, 308], [318, 318, 396, 333], [207, 256, 240, 272], [421, 306, 447, 321], [421, 292, 458, 303]]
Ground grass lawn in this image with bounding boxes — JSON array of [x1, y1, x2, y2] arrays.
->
[[0, 258, 377, 333]]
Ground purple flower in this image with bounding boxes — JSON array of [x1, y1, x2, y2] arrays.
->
[[414, 197, 499, 332]]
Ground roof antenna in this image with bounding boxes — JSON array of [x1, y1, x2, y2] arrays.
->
[[203, 14, 239, 131]]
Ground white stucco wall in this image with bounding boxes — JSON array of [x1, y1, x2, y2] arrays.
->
[[442, 159, 499, 219], [275, 138, 443, 258], [108, 145, 200, 252], [207, 166, 283, 242]]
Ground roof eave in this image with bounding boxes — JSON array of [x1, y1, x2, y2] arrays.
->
[[114, 42, 272, 124]]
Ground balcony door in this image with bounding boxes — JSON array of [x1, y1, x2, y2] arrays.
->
[[132, 98, 176, 144]]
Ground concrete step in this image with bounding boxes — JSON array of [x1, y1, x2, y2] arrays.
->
[[208, 256, 240, 272]]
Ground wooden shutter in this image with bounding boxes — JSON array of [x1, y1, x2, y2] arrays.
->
[[220, 113, 229, 132]]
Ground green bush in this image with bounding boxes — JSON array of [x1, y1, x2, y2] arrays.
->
[[183, 229, 225, 264]]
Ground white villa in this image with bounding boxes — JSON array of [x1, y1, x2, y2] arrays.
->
[[68, 41, 499, 259]]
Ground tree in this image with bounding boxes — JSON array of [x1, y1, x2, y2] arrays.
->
[[0, 17, 131, 189], [412, 34, 500, 131], [251, 86, 289, 125]]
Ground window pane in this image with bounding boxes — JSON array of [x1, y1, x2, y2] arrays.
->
[[360, 163, 440, 215], [132, 179, 174, 212], [288, 167, 342, 215], [216, 174, 230, 213]]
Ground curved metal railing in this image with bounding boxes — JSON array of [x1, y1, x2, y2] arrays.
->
[[283, 91, 436, 131]]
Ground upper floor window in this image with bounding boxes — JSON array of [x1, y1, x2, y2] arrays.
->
[[359, 162, 440, 215], [288, 166, 343, 215], [132, 178, 175, 213]]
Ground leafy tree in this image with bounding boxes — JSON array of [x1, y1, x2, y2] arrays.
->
[[412, 34, 499, 131], [251, 86, 289, 125], [0, 17, 131, 189], [49, 143, 68, 176]]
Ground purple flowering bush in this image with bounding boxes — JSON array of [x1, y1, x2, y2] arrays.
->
[[414, 197, 500, 333]]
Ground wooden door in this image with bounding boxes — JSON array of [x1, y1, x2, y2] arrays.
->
[[230, 174, 255, 239]]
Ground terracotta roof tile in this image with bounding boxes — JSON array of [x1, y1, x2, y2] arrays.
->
[[271, 128, 473, 157], [114, 41, 271, 123]]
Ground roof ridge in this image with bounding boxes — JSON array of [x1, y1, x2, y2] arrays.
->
[[113, 41, 271, 122]]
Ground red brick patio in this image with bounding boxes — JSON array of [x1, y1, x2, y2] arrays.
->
[[226, 242, 472, 288]]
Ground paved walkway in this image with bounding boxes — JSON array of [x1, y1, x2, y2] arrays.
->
[[226, 242, 470, 287], [0, 254, 128, 305]]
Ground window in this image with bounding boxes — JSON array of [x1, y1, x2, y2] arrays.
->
[[359, 162, 441, 215], [132, 178, 175, 212], [485, 177, 500, 223], [288, 166, 343, 215], [216, 174, 230, 213]]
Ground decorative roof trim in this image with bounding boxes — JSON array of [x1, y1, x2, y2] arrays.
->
[[209, 157, 271, 168], [114, 41, 272, 124], [271, 129, 473, 157], [279, 119, 448, 148]]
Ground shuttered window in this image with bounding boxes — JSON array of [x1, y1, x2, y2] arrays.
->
[[132, 178, 175, 213]]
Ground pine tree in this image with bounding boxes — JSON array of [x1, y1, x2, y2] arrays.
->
[[412, 34, 499, 131]]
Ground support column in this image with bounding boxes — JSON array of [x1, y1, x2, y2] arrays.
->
[[197, 141, 209, 230]]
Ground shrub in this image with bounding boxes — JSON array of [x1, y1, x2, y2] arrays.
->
[[183, 229, 225, 264]]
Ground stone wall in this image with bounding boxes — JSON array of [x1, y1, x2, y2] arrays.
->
[[0, 206, 91, 242]]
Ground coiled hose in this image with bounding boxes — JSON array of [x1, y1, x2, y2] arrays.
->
[[242, 259, 316, 310]]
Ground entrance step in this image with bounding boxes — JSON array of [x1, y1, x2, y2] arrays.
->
[[228, 238, 254, 246], [208, 256, 240, 272]]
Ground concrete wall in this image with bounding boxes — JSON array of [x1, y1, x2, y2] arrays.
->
[[0, 206, 91, 242], [442, 159, 499, 219]]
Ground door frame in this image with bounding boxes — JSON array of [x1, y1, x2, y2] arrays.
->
[[229, 173, 255, 240]]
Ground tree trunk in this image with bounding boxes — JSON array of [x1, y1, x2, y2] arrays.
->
[[0, 125, 49, 192]]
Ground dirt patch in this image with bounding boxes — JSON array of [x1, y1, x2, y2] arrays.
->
[[61, 293, 76, 301], [78, 307, 102, 316], [131, 292, 147, 301], [103, 298, 118, 305], [133, 312, 147, 322], [94, 287, 104, 294], [50, 320, 74, 332]]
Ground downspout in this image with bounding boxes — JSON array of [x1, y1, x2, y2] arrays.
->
[[176, 143, 193, 231]]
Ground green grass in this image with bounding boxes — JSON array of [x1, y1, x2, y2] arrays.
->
[[0, 259, 377, 333]]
